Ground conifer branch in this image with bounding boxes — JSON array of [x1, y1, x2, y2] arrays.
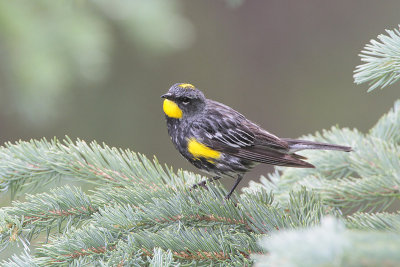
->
[[0, 137, 181, 198], [354, 25, 400, 91], [321, 174, 400, 213], [254, 217, 400, 266], [0, 186, 97, 251], [346, 212, 400, 232], [370, 99, 400, 142], [1, 99, 400, 265], [0, 136, 329, 265], [2, 252, 38, 267]]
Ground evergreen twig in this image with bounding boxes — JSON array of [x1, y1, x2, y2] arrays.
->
[[0, 100, 400, 265], [354, 25, 400, 91]]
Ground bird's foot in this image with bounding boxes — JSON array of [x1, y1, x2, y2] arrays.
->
[[192, 180, 208, 190], [191, 176, 221, 191]]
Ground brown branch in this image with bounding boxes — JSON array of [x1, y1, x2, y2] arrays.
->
[[23, 205, 97, 224], [141, 247, 252, 261], [153, 214, 250, 230]]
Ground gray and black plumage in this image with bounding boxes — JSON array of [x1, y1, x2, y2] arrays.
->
[[161, 83, 351, 199]]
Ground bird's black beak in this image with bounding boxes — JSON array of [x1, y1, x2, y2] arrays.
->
[[161, 93, 172, 99]]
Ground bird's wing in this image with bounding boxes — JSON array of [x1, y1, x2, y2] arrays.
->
[[191, 100, 313, 168]]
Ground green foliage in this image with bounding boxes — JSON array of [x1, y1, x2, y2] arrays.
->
[[0, 0, 194, 123], [0, 97, 400, 265], [354, 25, 400, 91], [0, 137, 330, 265], [255, 217, 400, 267], [346, 212, 400, 231]]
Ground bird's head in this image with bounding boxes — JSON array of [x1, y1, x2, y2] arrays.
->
[[161, 83, 206, 119]]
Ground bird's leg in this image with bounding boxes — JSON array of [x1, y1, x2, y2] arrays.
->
[[209, 176, 221, 182], [225, 174, 244, 200], [192, 176, 221, 190]]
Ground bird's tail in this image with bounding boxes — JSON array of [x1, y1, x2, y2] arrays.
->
[[283, 138, 352, 153]]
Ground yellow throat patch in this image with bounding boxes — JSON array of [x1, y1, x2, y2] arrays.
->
[[187, 138, 221, 161], [163, 99, 182, 119], [179, 83, 195, 89]]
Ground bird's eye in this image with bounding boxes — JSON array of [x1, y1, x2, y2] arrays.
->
[[181, 97, 191, 105]]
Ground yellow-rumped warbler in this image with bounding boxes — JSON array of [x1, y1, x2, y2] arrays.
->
[[161, 83, 351, 199]]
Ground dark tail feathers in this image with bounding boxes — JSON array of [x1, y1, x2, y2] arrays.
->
[[283, 138, 352, 153]]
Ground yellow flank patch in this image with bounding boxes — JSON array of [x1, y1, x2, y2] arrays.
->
[[187, 138, 221, 160], [163, 99, 182, 118], [179, 83, 195, 89]]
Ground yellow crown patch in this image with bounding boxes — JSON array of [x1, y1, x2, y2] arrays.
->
[[179, 83, 195, 90]]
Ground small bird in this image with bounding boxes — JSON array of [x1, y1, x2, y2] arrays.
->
[[161, 83, 351, 199]]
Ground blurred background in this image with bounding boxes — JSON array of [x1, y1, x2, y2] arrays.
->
[[1, 0, 400, 191]]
